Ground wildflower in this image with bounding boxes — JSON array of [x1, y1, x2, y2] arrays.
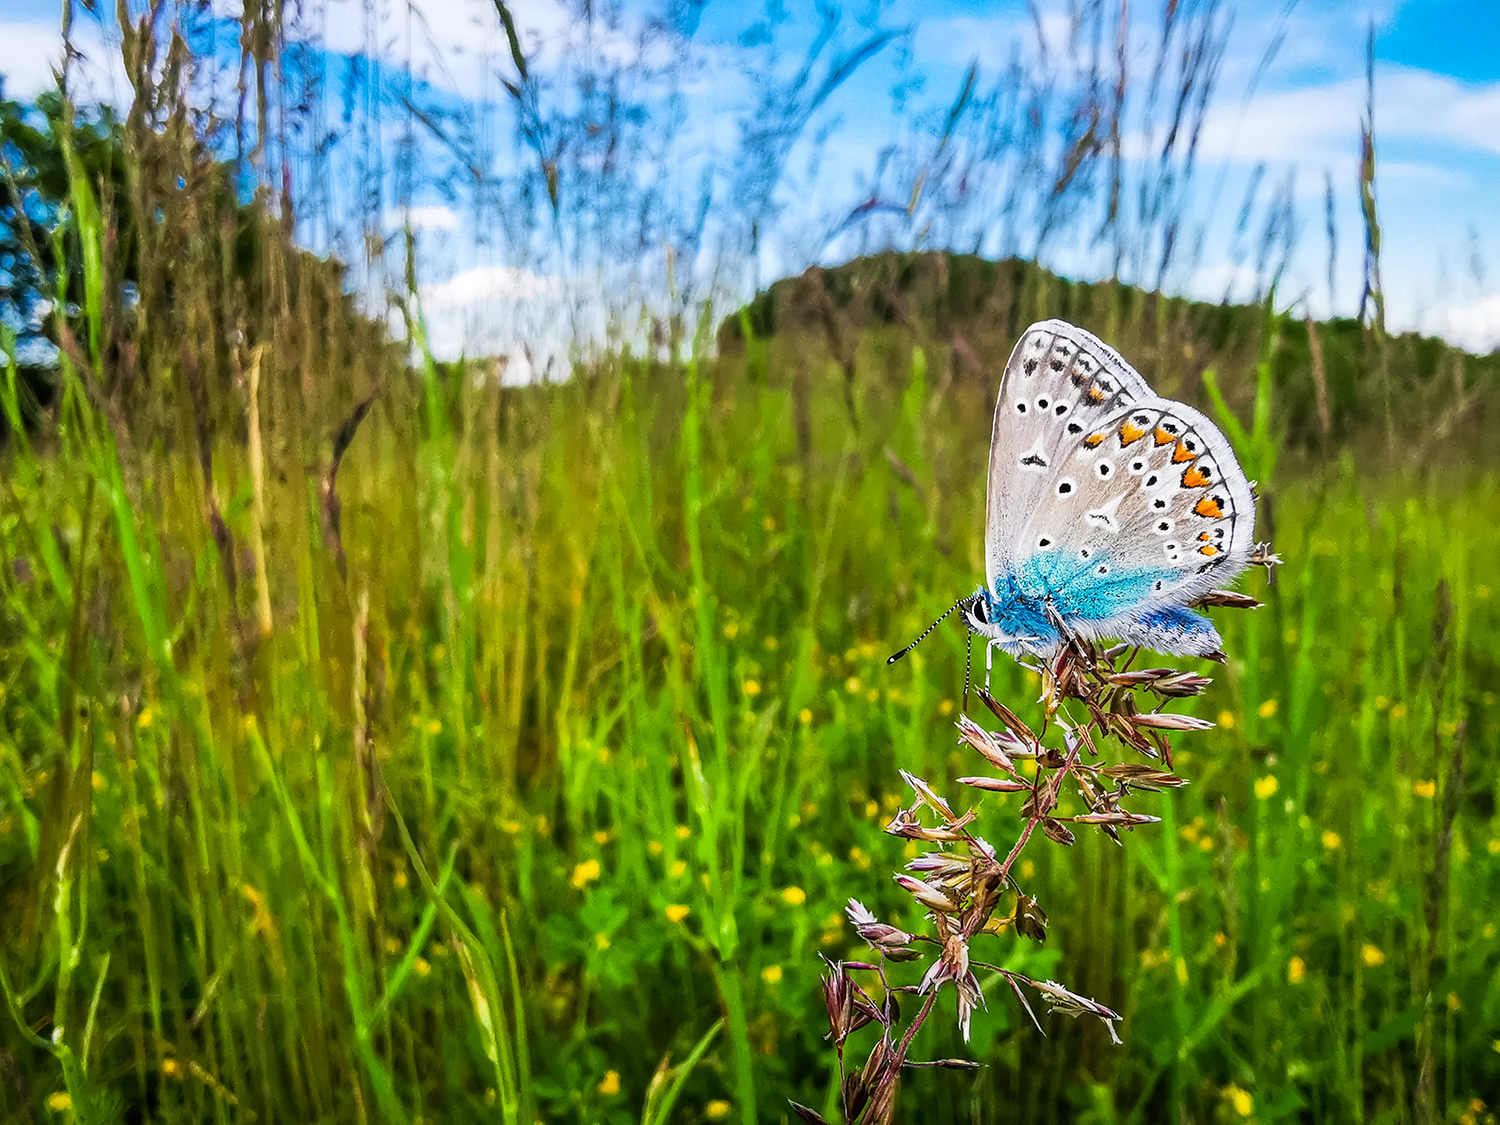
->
[[385, 936, 401, 954], [1412, 779, 1436, 798], [670, 861, 687, 878], [1361, 943, 1385, 967], [939, 699, 954, 715], [781, 886, 806, 906], [414, 957, 431, 976], [1218, 710, 1235, 728], [163, 1058, 182, 1077], [1447, 991, 1461, 1011], [845, 676, 861, 694], [1288, 956, 1306, 984], [91, 771, 105, 791], [1322, 830, 1341, 851], [1224, 1084, 1253, 1116], [594, 933, 610, 951], [865, 800, 880, 818], [47, 1093, 72, 1111], [723, 622, 738, 639], [1254, 775, 1279, 800], [425, 718, 442, 735], [675, 824, 692, 839], [665, 904, 690, 923], [762, 965, 783, 984], [1389, 702, 1407, 720], [593, 829, 610, 845], [598, 1070, 620, 1095], [706, 1100, 732, 1119], [743, 679, 761, 697], [137, 707, 154, 730], [570, 859, 601, 889], [647, 840, 664, 855], [798, 708, 813, 724], [1257, 698, 1278, 719]]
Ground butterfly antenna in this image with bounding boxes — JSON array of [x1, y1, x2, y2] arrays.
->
[[963, 629, 973, 713], [886, 595, 972, 665]]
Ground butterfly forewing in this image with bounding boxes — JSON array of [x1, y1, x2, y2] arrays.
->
[[985, 321, 1151, 582]]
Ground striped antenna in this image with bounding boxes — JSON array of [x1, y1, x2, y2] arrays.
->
[[887, 595, 972, 665]]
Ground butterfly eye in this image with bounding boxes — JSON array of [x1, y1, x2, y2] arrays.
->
[[971, 598, 990, 624]]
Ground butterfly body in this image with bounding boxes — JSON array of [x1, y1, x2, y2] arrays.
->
[[960, 319, 1256, 662]]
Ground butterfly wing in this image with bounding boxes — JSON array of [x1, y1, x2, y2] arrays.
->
[[985, 321, 1256, 657], [983, 320, 1155, 585]]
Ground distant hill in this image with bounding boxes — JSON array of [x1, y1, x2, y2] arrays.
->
[[718, 251, 1496, 456]]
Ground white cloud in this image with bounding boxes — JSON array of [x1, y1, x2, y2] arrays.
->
[[385, 204, 460, 232], [1443, 293, 1500, 354], [1189, 66, 1500, 168], [0, 17, 127, 103], [422, 265, 557, 308]]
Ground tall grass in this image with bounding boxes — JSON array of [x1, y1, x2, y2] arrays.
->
[[3, 215, 1498, 1120], [3, 3, 1499, 1122]]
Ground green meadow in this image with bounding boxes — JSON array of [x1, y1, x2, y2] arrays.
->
[[3, 18, 1500, 1121], [4, 220, 1499, 1123]]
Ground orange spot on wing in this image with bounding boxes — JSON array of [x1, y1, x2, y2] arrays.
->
[[1198, 532, 1211, 541], [1153, 426, 1175, 445], [1119, 421, 1146, 445], [1199, 544, 1219, 557], [1195, 497, 1224, 518], [1088, 385, 1107, 403], [1182, 466, 1210, 488], [1172, 441, 1195, 463], [1084, 432, 1106, 448]]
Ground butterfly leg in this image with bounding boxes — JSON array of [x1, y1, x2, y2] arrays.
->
[[984, 637, 995, 694]]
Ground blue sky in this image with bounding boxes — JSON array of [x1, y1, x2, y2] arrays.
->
[[4, 0, 1499, 362]]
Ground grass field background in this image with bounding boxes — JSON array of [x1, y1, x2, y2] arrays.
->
[[4, 243, 1499, 1123], [3, 5, 1500, 1119]]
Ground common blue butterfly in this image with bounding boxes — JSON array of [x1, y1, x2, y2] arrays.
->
[[891, 319, 1260, 685]]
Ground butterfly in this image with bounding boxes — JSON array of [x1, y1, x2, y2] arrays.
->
[[890, 319, 1262, 689]]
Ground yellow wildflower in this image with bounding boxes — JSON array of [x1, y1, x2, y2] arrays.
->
[[571, 859, 601, 889], [1254, 775, 1279, 800], [1257, 698, 1278, 719], [706, 1101, 732, 1119], [1288, 956, 1306, 984], [781, 886, 807, 906], [665, 904, 690, 923], [1225, 1085, 1252, 1116], [47, 1093, 72, 1111], [761, 965, 783, 984], [1412, 779, 1436, 798], [598, 1070, 620, 1096], [1361, 943, 1385, 967], [743, 680, 761, 697], [1322, 830, 1341, 851]]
